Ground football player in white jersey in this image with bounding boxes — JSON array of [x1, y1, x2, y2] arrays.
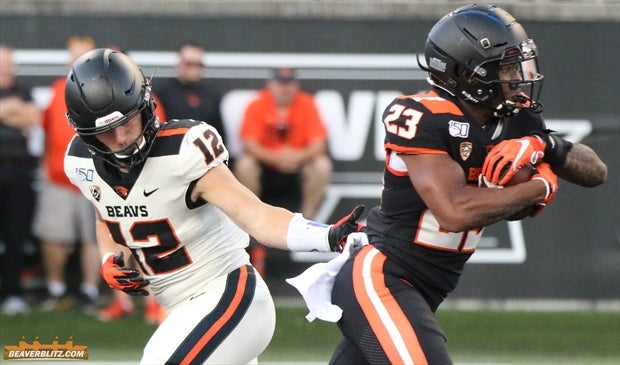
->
[[63, 48, 364, 365]]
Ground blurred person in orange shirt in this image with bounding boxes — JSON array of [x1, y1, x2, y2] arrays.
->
[[32, 35, 101, 313], [234, 67, 332, 276]]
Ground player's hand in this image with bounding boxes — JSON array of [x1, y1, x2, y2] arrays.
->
[[530, 162, 558, 217], [483, 136, 545, 186], [327, 205, 366, 252], [100, 251, 150, 296]]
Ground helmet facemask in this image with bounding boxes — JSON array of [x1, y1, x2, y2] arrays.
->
[[463, 39, 544, 117]]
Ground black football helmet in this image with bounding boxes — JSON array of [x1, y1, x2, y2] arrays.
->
[[419, 4, 544, 117], [65, 48, 160, 168]]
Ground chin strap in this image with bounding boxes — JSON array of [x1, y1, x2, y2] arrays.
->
[[493, 93, 534, 118], [113, 137, 147, 160], [493, 101, 521, 117]]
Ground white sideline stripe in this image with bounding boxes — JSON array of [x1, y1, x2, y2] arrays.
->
[[439, 298, 620, 312], [13, 50, 426, 80], [274, 296, 620, 312], [14, 50, 421, 68], [13, 363, 613, 365]]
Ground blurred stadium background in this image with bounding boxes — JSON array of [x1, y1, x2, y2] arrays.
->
[[1, 0, 619, 363]]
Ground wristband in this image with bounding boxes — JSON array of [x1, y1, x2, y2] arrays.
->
[[531, 130, 573, 167], [532, 176, 551, 200], [286, 213, 331, 252]]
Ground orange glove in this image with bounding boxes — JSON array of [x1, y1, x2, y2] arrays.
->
[[100, 252, 150, 296], [483, 136, 545, 186], [530, 162, 558, 217]]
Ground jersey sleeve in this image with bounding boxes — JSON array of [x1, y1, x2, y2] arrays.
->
[[63, 135, 83, 186], [382, 94, 455, 155], [173, 122, 229, 184]]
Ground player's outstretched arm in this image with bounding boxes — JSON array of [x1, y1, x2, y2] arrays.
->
[[193, 163, 364, 252]]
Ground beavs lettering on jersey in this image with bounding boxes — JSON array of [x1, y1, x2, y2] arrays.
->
[[105, 205, 149, 218]]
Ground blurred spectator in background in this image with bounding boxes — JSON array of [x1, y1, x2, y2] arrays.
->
[[32, 34, 101, 313], [0, 44, 42, 315], [153, 42, 226, 144], [234, 67, 332, 276]]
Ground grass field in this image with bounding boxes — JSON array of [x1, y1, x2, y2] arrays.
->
[[1, 303, 618, 364]]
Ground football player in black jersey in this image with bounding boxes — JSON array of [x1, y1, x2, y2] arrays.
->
[[328, 4, 607, 364], [62, 48, 364, 364]]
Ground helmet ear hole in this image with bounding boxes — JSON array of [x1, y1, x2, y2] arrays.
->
[[458, 67, 475, 84]]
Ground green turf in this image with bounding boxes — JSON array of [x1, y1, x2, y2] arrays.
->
[[436, 310, 620, 364], [1, 306, 618, 363]]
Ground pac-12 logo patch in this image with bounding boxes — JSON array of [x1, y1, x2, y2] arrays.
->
[[89, 185, 101, 202], [448, 120, 470, 138], [460, 142, 473, 161]]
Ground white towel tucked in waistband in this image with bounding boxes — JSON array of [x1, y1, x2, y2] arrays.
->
[[286, 232, 369, 322]]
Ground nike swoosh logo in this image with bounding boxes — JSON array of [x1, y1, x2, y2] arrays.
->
[[143, 188, 159, 197], [513, 140, 530, 170], [190, 292, 205, 301]]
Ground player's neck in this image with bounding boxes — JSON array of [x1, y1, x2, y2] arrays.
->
[[459, 100, 495, 126]]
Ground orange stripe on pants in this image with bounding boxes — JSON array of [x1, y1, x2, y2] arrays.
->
[[352, 246, 428, 364]]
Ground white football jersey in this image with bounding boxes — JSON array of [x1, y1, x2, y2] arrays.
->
[[64, 120, 250, 310]]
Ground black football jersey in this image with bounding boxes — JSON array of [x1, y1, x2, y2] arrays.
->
[[366, 88, 545, 310]]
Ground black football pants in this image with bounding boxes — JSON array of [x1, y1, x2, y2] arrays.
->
[[330, 245, 452, 365]]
